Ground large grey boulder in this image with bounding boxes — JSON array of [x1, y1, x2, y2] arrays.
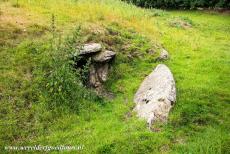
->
[[79, 43, 102, 55], [93, 50, 116, 62], [134, 64, 176, 126]]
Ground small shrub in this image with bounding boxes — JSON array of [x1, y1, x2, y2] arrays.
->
[[37, 27, 103, 113]]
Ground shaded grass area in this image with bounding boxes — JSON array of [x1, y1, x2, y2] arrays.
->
[[0, 0, 230, 153]]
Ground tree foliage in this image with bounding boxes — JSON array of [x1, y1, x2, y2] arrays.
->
[[124, 0, 230, 9]]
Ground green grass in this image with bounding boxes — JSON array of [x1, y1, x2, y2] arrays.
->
[[0, 0, 230, 153]]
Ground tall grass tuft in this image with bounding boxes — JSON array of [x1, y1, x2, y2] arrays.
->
[[36, 27, 103, 114], [51, 14, 56, 40]]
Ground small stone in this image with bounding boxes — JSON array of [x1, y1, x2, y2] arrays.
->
[[158, 49, 169, 60], [92, 50, 116, 62], [79, 43, 102, 55]]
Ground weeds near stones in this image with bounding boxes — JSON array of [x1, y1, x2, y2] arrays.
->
[[40, 27, 103, 113]]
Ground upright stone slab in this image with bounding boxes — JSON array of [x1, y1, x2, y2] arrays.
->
[[134, 64, 176, 126], [89, 63, 109, 88]]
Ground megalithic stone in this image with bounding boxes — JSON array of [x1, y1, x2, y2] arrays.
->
[[134, 64, 176, 127]]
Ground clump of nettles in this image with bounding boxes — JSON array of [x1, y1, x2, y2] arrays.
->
[[40, 27, 103, 113]]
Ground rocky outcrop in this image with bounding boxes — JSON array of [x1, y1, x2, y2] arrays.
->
[[74, 43, 115, 91], [158, 49, 169, 60], [134, 64, 176, 126]]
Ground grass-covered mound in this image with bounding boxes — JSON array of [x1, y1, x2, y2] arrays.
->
[[0, 0, 230, 153]]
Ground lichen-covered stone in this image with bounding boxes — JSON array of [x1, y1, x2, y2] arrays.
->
[[92, 50, 116, 62], [79, 43, 102, 55], [158, 49, 169, 60], [134, 64, 176, 126], [89, 63, 109, 88]]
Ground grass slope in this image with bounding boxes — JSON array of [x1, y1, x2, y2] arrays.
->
[[0, 0, 230, 153]]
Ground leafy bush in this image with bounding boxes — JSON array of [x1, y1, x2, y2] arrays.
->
[[37, 27, 103, 113], [123, 0, 230, 9]]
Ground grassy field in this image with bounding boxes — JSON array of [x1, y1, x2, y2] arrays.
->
[[0, 0, 230, 153]]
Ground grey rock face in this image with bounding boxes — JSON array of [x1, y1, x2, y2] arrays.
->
[[79, 43, 102, 55], [93, 50, 116, 62], [96, 63, 109, 82], [158, 49, 169, 60], [134, 64, 176, 126], [89, 63, 109, 88]]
